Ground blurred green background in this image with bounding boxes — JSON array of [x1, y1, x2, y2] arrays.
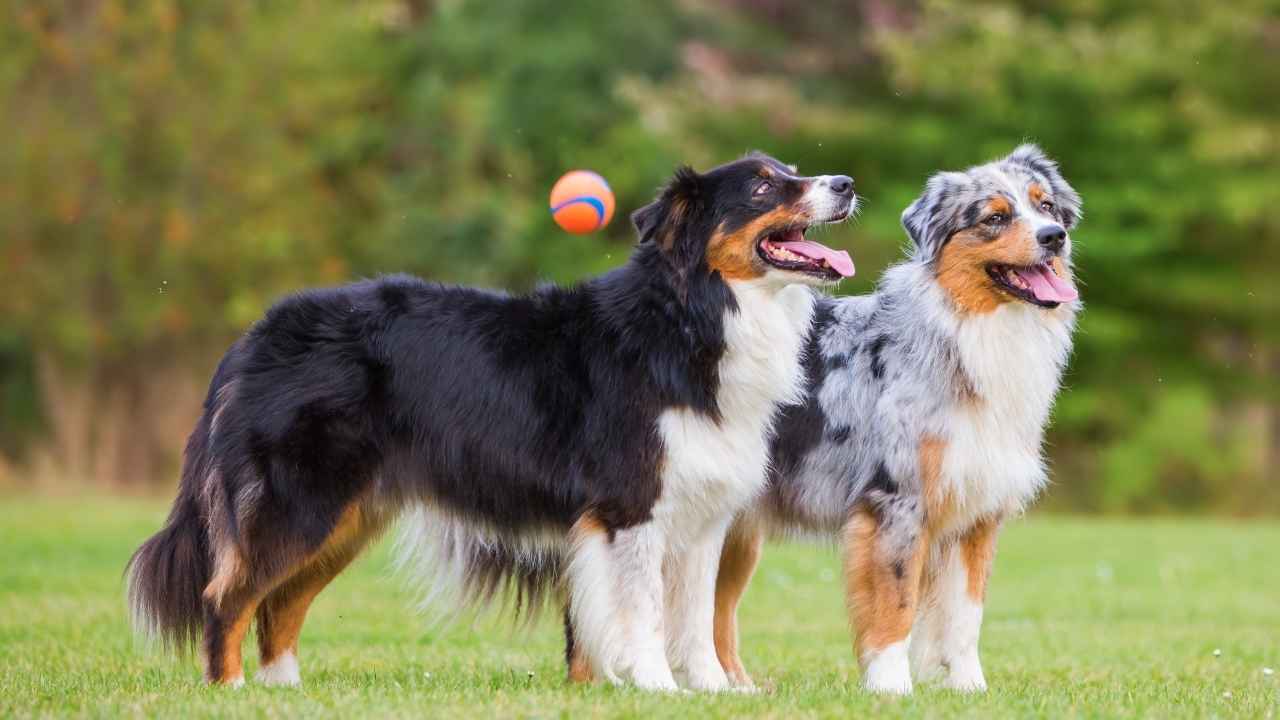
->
[[1, 0, 1277, 513]]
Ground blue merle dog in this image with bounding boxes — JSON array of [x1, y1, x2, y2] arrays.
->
[[708, 145, 1082, 694]]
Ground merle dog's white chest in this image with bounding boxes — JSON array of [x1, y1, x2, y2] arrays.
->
[[937, 304, 1073, 531], [654, 282, 813, 540]]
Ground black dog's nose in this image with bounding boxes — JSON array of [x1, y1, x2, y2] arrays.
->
[[828, 175, 854, 196], [1037, 224, 1067, 252]]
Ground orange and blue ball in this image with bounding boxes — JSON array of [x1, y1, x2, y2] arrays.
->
[[549, 170, 615, 234]]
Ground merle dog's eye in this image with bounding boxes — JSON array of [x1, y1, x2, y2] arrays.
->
[[754, 181, 773, 197], [1040, 200, 1055, 213], [983, 213, 1007, 226]]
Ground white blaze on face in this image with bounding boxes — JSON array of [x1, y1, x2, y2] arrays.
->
[[801, 175, 856, 221]]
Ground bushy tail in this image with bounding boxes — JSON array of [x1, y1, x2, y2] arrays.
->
[[125, 424, 213, 653]]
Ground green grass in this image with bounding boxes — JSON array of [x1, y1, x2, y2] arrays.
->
[[1, 496, 1276, 718]]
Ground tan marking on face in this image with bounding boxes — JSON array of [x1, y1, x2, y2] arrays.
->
[[1028, 182, 1045, 205], [707, 205, 807, 281], [843, 509, 928, 659], [960, 518, 1000, 601], [935, 198, 1040, 315], [714, 520, 765, 687]]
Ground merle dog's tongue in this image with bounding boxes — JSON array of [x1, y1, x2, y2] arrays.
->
[[776, 231, 856, 277], [1014, 264, 1078, 303]]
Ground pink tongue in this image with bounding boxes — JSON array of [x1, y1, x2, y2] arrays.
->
[[776, 236, 856, 277], [1015, 264, 1078, 303]]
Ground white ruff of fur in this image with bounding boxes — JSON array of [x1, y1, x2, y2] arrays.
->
[[654, 279, 813, 546], [937, 287, 1075, 535]]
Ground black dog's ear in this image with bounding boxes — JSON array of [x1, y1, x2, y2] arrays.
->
[[901, 170, 968, 263], [1005, 144, 1083, 229], [632, 166, 703, 251]]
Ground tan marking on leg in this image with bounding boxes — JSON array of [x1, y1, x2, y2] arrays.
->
[[960, 519, 1000, 602], [205, 542, 245, 607], [567, 643, 594, 683], [713, 520, 764, 687], [843, 510, 928, 661], [919, 434, 953, 533], [256, 503, 385, 666], [564, 511, 608, 681], [570, 511, 605, 539]]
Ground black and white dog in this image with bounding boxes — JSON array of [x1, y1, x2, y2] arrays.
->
[[708, 145, 1082, 694], [126, 154, 857, 691]]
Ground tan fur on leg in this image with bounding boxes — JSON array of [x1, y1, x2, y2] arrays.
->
[[713, 518, 764, 688], [844, 508, 928, 692], [256, 503, 384, 681]]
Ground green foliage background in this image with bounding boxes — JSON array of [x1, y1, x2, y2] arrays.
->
[[2, 0, 1277, 512]]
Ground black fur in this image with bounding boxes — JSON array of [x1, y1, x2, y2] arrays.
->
[[868, 335, 888, 380], [764, 299, 835, 523]]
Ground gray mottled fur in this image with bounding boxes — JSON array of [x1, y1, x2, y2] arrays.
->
[[762, 144, 1081, 539]]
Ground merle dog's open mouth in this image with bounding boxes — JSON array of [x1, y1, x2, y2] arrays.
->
[[987, 262, 1079, 308], [757, 225, 855, 280]]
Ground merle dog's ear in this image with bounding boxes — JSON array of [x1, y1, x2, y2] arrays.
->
[[632, 166, 704, 252], [901, 171, 968, 263], [1005, 144, 1083, 229]]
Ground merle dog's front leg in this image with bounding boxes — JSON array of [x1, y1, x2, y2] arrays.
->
[[842, 497, 929, 694]]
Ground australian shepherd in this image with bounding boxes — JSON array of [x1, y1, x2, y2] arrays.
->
[[711, 144, 1082, 694], [567, 145, 1081, 694], [126, 154, 858, 691]]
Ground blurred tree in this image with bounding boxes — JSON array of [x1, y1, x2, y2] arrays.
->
[[2, 0, 1276, 511]]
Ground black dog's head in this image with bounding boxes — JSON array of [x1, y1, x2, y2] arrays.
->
[[632, 153, 857, 289]]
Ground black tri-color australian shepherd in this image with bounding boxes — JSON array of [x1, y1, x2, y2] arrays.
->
[[126, 154, 857, 691]]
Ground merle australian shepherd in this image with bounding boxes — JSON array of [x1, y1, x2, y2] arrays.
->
[[710, 145, 1082, 694], [566, 145, 1082, 694], [126, 154, 858, 691]]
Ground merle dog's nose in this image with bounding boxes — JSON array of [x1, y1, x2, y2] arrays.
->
[[828, 175, 854, 196], [1037, 224, 1067, 253]]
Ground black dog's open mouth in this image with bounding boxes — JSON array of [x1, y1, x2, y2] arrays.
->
[[757, 226, 856, 280], [986, 262, 1079, 308]]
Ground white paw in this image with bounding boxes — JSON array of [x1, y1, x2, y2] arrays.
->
[[224, 676, 245, 689], [255, 651, 302, 687], [941, 658, 987, 693], [675, 657, 731, 692], [629, 659, 679, 692], [862, 641, 913, 695]]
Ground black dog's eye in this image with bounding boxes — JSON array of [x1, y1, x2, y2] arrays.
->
[[983, 213, 1007, 226], [1040, 200, 1055, 213], [753, 181, 773, 197]]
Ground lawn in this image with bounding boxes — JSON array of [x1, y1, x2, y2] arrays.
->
[[0, 495, 1276, 718]]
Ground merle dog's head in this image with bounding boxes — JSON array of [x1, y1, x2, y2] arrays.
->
[[901, 145, 1082, 314], [633, 153, 858, 290]]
